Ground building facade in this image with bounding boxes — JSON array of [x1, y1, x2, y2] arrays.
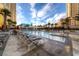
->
[[0, 4, 4, 28], [3, 3, 16, 21], [67, 3, 79, 28], [0, 3, 16, 29], [67, 3, 79, 17], [9, 3, 16, 22]]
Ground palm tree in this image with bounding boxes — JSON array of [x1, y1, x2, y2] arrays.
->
[[13, 21, 16, 25], [75, 14, 79, 21], [0, 12, 3, 15], [60, 18, 65, 29], [61, 17, 70, 29], [7, 19, 16, 29], [1, 8, 11, 30], [55, 23, 57, 28], [7, 19, 12, 28], [48, 22, 51, 27], [75, 14, 79, 29], [51, 23, 53, 28], [65, 17, 70, 29]]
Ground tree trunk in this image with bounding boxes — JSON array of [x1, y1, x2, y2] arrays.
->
[[3, 15, 6, 31]]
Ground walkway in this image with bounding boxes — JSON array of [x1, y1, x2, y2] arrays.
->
[[72, 40, 79, 56], [2, 35, 67, 56], [2, 33, 73, 56], [2, 35, 26, 56]]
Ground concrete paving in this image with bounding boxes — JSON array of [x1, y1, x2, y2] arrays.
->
[[2, 35, 26, 56], [72, 40, 79, 56], [2, 33, 74, 56], [23, 38, 70, 56], [2, 35, 67, 56]]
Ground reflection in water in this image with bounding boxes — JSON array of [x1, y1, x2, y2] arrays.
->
[[23, 30, 66, 43]]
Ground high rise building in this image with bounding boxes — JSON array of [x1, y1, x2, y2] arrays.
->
[[4, 3, 16, 22], [0, 4, 4, 9], [67, 3, 79, 17], [9, 3, 16, 22], [0, 3, 16, 29], [67, 3, 79, 28], [0, 4, 4, 28]]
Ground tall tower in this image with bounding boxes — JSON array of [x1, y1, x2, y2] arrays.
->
[[9, 3, 16, 22], [67, 3, 79, 17], [67, 3, 79, 28], [0, 3, 16, 28], [0, 4, 4, 28], [3, 3, 16, 22]]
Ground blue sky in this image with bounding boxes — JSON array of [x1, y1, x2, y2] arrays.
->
[[16, 3, 66, 26]]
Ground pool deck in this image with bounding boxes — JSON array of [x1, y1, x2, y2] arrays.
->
[[2, 31, 79, 56], [2, 35, 66, 56], [2, 35, 27, 56]]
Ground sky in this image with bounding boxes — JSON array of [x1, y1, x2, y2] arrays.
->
[[16, 3, 66, 26]]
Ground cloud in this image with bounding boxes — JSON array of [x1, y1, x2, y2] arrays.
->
[[16, 5, 26, 25], [53, 13, 66, 23], [16, 3, 66, 26], [32, 21, 45, 26], [41, 5, 60, 20], [30, 3, 37, 18], [30, 3, 66, 25], [46, 13, 66, 24], [16, 14, 26, 25], [46, 14, 58, 23], [30, 3, 52, 18], [31, 18, 45, 26], [31, 18, 39, 26], [16, 5, 22, 13], [37, 3, 52, 17]]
